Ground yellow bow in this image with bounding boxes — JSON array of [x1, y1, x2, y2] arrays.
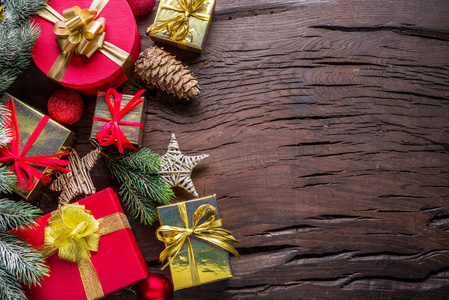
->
[[37, 203, 132, 300], [54, 6, 106, 58], [148, 0, 210, 42], [43, 203, 100, 262], [156, 203, 239, 285]]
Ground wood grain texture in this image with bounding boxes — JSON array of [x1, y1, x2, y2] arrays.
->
[[6, 0, 449, 299]]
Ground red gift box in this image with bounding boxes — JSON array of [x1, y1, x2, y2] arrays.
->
[[32, 0, 141, 95], [12, 188, 149, 300]]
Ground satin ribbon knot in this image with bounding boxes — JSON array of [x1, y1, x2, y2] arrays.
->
[[156, 203, 239, 285], [93, 88, 145, 153], [148, 0, 211, 42], [0, 98, 71, 191], [54, 6, 106, 58]]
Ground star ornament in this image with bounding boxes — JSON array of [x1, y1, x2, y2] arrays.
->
[[159, 134, 209, 197]]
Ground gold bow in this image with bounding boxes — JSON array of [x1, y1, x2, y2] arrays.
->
[[54, 6, 106, 58], [156, 203, 239, 285], [38, 203, 131, 300], [36, 0, 134, 82], [148, 0, 210, 42]]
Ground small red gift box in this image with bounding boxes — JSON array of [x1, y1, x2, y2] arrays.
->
[[12, 188, 149, 300], [32, 0, 141, 95]]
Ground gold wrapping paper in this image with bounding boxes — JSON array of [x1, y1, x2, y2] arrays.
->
[[149, 0, 216, 53], [90, 92, 146, 148], [157, 195, 237, 290], [0, 93, 74, 201]]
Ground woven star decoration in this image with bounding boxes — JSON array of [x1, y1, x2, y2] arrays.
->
[[49, 145, 102, 207], [159, 134, 209, 197]]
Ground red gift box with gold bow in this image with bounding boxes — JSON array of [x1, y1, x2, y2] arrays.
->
[[32, 0, 141, 95], [12, 188, 149, 300]]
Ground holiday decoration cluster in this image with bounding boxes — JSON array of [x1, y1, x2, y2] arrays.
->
[[0, 0, 238, 300]]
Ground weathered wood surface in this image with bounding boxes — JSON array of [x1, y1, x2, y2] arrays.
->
[[7, 0, 449, 299]]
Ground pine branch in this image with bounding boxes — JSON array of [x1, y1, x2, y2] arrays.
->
[[0, 166, 16, 196], [0, 0, 47, 95], [0, 232, 49, 288], [0, 267, 27, 300], [0, 199, 42, 231], [106, 149, 175, 225]]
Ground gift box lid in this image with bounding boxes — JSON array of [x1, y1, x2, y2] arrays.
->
[[12, 188, 149, 300], [32, 0, 141, 94]]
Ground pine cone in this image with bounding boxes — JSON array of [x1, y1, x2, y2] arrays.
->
[[135, 46, 201, 100]]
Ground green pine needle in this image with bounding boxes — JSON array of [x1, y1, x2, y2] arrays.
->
[[0, 199, 42, 231], [0, 267, 27, 300], [0, 1, 50, 299], [106, 148, 175, 225], [0, 232, 49, 288], [0, 0, 47, 95]]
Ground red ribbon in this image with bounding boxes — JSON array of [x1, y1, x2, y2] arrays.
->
[[0, 98, 71, 191], [93, 88, 145, 153]]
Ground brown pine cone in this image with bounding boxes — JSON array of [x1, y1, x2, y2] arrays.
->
[[135, 46, 201, 100]]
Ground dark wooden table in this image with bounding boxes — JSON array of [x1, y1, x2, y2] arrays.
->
[[8, 0, 449, 299]]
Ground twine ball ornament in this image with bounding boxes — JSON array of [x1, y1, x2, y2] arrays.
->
[[127, 0, 156, 16], [136, 273, 173, 300], [48, 89, 84, 125]]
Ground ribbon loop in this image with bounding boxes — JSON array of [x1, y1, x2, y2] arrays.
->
[[93, 88, 145, 153], [148, 0, 210, 42], [54, 6, 105, 57], [156, 203, 239, 285], [0, 98, 71, 191]]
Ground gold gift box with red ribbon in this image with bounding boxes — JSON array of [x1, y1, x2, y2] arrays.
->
[[90, 89, 146, 153], [148, 0, 216, 53], [0, 93, 74, 200]]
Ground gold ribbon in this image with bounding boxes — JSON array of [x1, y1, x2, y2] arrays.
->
[[156, 203, 239, 285], [36, 0, 134, 82], [37, 203, 131, 300], [148, 0, 210, 42]]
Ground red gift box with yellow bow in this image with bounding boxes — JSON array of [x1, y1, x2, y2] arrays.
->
[[12, 188, 149, 300], [32, 0, 141, 95]]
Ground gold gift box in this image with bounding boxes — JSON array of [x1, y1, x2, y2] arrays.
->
[[157, 195, 233, 290], [90, 91, 146, 148], [0, 93, 74, 201], [149, 0, 216, 53]]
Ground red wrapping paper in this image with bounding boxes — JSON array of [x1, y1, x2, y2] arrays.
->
[[32, 0, 141, 95], [12, 188, 149, 300]]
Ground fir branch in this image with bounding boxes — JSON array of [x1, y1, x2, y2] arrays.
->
[[0, 0, 47, 95], [0, 232, 49, 288], [106, 149, 175, 225], [0, 199, 42, 231], [0, 267, 26, 300], [0, 166, 16, 196]]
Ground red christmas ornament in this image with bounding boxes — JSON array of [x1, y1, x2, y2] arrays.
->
[[127, 0, 156, 16], [137, 273, 173, 300], [48, 89, 84, 125]]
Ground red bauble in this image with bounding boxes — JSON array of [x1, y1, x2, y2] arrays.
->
[[48, 89, 84, 125], [136, 273, 173, 300], [127, 0, 156, 16]]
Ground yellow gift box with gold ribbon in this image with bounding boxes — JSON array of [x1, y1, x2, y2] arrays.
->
[[148, 0, 216, 53], [12, 188, 149, 300], [157, 194, 239, 290]]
